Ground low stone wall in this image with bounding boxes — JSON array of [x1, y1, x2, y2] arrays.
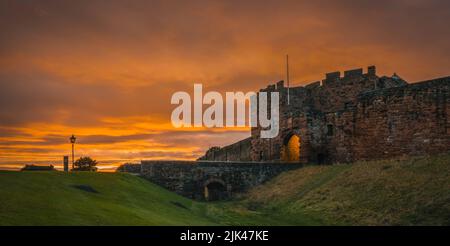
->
[[198, 137, 252, 161], [116, 163, 141, 173], [140, 160, 302, 200]]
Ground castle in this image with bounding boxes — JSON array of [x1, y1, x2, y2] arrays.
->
[[199, 66, 450, 164], [122, 66, 449, 200]]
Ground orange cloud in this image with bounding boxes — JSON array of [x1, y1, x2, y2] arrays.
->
[[1, 0, 449, 170]]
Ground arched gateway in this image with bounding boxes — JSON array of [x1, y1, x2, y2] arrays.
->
[[204, 178, 228, 201], [281, 133, 301, 162], [137, 160, 304, 201]]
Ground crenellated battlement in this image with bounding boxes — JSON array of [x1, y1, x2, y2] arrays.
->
[[257, 65, 402, 114], [200, 65, 450, 165], [322, 66, 377, 86], [325, 71, 341, 82], [261, 66, 379, 95]]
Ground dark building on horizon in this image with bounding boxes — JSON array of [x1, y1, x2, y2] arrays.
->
[[21, 164, 56, 171]]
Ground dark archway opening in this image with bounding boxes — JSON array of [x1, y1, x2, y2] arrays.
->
[[317, 153, 329, 164], [204, 182, 227, 201], [317, 153, 325, 164]]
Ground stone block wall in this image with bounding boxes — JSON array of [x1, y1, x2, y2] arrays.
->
[[346, 78, 449, 161], [201, 66, 449, 164], [198, 137, 252, 161], [140, 160, 302, 200], [116, 163, 141, 173]]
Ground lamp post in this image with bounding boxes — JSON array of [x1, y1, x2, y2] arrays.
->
[[70, 134, 76, 170]]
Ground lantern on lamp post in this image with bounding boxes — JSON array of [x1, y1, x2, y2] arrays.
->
[[69, 134, 76, 170]]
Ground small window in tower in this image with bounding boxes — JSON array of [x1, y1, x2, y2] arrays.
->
[[327, 124, 334, 136], [287, 117, 293, 128]]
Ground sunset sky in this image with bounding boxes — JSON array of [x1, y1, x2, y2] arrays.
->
[[1, 0, 450, 170]]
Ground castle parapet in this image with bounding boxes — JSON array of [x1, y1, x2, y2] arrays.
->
[[261, 84, 276, 92], [322, 66, 376, 87], [276, 80, 284, 89], [305, 81, 321, 89], [323, 71, 340, 86], [343, 68, 363, 78], [325, 71, 340, 81], [367, 65, 376, 76]]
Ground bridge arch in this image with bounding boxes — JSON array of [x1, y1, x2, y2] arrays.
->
[[203, 178, 228, 201], [281, 132, 301, 162]]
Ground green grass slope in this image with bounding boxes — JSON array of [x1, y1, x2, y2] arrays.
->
[[0, 171, 217, 225], [238, 154, 450, 225], [0, 171, 297, 225], [1, 153, 448, 225]]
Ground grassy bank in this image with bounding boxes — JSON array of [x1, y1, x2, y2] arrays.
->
[[0, 171, 216, 225], [236, 154, 450, 225], [0, 153, 448, 225]]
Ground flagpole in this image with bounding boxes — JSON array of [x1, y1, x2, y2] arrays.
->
[[286, 54, 290, 105]]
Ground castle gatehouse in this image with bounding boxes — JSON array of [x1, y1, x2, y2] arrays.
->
[[200, 66, 450, 164]]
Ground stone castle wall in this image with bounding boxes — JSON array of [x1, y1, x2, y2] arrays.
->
[[344, 78, 449, 161], [200, 66, 450, 164], [139, 160, 302, 200], [198, 137, 252, 161], [116, 163, 141, 173]]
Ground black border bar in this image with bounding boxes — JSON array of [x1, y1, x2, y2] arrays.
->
[[0, 226, 448, 244]]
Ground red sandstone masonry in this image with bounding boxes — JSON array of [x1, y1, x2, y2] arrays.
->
[[348, 78, 449, 161], [200, 67, 450, 164]]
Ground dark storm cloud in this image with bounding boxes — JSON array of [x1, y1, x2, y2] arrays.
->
[[0, 70, 187, 126]]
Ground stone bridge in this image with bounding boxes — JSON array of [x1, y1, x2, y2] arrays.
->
[[134, 161, 302, 201]]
